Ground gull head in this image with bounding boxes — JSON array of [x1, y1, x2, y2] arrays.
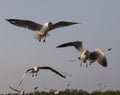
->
[[34, 66, 40, 71], [44, 22, 53, 28]]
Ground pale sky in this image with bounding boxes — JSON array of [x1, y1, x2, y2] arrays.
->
[[0, 0, 120, 94]]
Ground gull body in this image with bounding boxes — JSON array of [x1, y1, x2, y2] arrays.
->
[[57, 41, 107, 68], [6, 19, 78, 42], [18, 66, 66, 87]]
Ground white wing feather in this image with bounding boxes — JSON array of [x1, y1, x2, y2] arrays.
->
[[17, 73, 26, 87]]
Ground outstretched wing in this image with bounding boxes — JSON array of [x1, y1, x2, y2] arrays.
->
[[17, 68, 33, 87], [8, 85, 21, 92], [39, 66, 66, 78], [56, 41, 84, 53], [49, 21, 79, 31], [17, 73, 26, 87], [6, 19, 42, 31], [94, 48, 107, 67]]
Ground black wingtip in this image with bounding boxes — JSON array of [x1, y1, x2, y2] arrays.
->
[[62, 75, 66, 78], [56, 43, 69, 48], [56, 45, 63, 48], [72, 22, 82, 24], [76, 22, 80, 24], [70, 22, 80, 25]]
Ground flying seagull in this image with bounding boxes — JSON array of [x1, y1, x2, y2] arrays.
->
[[6, 19, 78, 42], [56, 41, 107, 68], [8, 85, 25, 95], [18, 66, 66, 87]]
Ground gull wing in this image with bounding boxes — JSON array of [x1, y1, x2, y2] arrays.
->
[[17, 68, 33, 87], [17, 73, 26, 87], [94, 48, 107, 67], [39, 66, 66, 78], [6, 19, 42, 31], [8, 85, 21, 92], [56, 41, 84, 53], [49, 21, 79, 31]]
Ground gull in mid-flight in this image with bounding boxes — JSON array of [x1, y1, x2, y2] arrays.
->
[[6, 19, 79, 42], [18, 66, 66, 87], [56, 41, 108, 68], [8, 85, 25, 95]]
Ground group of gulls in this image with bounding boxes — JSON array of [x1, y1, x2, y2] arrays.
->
[[6, 18, 111, 94]]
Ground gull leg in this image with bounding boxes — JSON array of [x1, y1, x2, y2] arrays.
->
[[43, 36, 46, 43], [86, 62, 89, 68], [89, 60, 94, 66], [35, 73, 37, 77], [39, 38, 41, 42], [89, 62, 92, 66], [32, 74, 34, 77], [43, 39, 45, 42], [80, 62, 83, 67], [38, 36, 41, 42], [86, 60, 92, 68], [78, 57, 83, 67]]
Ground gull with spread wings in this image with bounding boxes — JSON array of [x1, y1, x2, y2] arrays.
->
[[57, 41, 108, 68], [6, 19, 79, 42], [18, 66, 66, 87]]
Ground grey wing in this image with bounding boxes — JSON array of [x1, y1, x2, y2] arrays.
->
[[39, 66, 66, 78], [6, 19, 42, 31], [17, 68, 32, 87], [17, 73, 26, 87], [94, 48, 107, 67], [56, 41, 84, 53], [8, 85, 21, 92], [26, 68, 33, 73], [50, 21, 79, 30]]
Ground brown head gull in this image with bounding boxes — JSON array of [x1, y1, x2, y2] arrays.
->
[[56, 41, 107, 68], [6, 19, 79, 42], [18, 66, 66, 87]]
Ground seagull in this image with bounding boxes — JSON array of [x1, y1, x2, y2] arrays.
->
[[8, 85, 25, 95], [18, 66, 66, 87], [56, 41, 107, 68], [6, 19, 79, 42]]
